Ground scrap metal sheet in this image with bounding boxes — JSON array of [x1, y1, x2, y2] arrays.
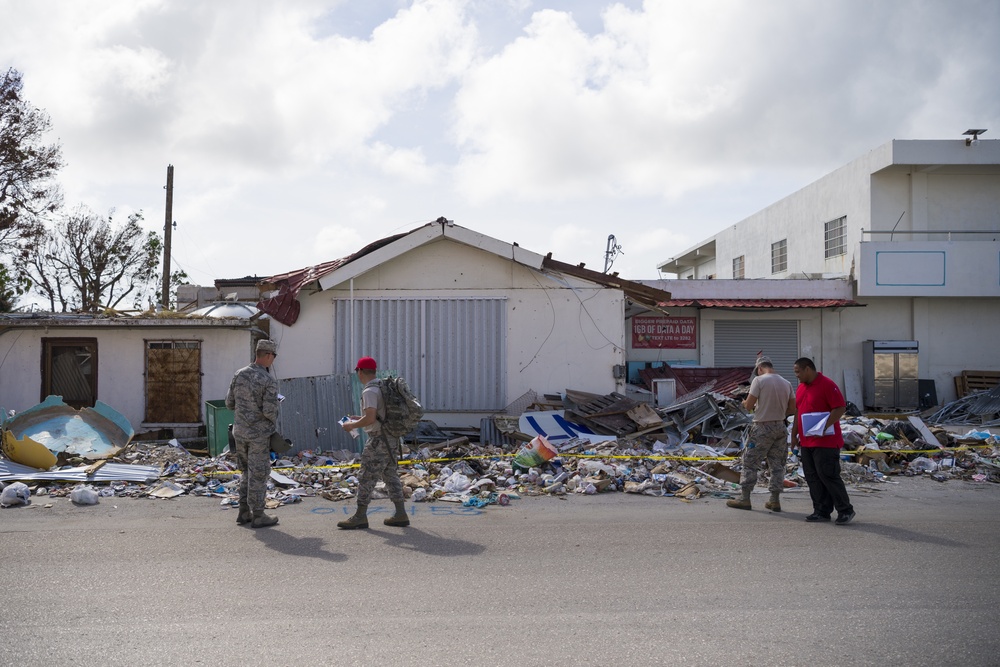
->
[[0, 458, 161, 482]]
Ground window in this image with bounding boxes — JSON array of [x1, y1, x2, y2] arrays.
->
[[42, 338, 98, 408], [824, 216, 847, 258], [733, 255, 745, 279], [771, 239, 788, 274]]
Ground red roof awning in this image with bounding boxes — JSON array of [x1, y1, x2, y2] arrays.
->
[[657, 298, 862, 309]]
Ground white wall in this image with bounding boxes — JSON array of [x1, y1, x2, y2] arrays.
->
[[0, 324, 253, 430]]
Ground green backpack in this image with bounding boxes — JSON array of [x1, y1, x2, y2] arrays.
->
[[378, 376, 424, 437]]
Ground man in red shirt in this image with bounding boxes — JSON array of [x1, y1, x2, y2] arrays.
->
[[791, 357, 856, 525]]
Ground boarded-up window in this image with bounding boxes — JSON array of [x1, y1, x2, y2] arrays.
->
[[332, 298, 506, 411], [145, 340, 202, 423], [42, 338, 97, 408]]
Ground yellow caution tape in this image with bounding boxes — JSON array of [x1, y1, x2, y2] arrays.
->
[[196, 444, 994, 476]]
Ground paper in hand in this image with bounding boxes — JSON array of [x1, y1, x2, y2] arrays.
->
[[801, 411, 835, 436]]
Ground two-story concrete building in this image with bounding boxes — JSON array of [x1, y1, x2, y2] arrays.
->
[[651, 134, 1000, 409]]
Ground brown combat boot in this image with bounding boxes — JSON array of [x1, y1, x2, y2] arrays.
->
[[764, 492, 782, 512], [726, 498, 752, 510], [236, 504, 253, 525], [383, 501, 410, 527], [337, 506, 369, 530], [251, 510, 279, 528]]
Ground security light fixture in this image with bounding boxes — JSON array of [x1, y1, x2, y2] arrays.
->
[[964, 128, 987, 146]]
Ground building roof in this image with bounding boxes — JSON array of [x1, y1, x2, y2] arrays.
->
[[257, 221, 673, 326], [657, 298, 862, 309]]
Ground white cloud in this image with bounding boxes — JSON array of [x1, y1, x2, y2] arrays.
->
[[1, 0, 997, 289], [314, 225, 368, 260]]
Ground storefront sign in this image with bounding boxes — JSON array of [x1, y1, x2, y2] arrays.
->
[[632, 316, 697, 349]]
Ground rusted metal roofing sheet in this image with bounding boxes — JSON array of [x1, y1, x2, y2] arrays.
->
[[640, 366, 753, 399], [657, 298, 861, 309]]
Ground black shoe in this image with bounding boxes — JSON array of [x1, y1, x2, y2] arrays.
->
[[835, 511, 856, 525], [805, 513, 831, 522]]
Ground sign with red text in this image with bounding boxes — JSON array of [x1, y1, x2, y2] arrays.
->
[[632, 316, 697, 349]]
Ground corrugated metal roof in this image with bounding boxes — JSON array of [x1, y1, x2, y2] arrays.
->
[[658, 298, 861, 309]]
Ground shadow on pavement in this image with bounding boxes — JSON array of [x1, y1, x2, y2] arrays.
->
[[252, 528, 348, 562], [768, 510, 966, 547], [370, 526, 486, 557]]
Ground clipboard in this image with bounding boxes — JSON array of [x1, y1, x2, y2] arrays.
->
[[801, 411, 835, 436]]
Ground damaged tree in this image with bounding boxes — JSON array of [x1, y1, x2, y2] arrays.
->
[[22, 206, 163, 312], [0, 67, 64, 308]]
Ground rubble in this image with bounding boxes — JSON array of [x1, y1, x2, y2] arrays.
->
[[2, 387, 1000, 509]]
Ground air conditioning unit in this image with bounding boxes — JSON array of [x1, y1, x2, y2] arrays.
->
[[652, 379, 676, 407]]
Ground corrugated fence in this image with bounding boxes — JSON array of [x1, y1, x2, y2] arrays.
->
[[276, 374, 363, 455]]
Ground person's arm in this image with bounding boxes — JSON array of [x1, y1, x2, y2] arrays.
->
[[343, 406, 377, 432], [785, 396, 796, 416], [743, 394, 758, 411], [225, 374, 237, 410], [262, 380, 279, 426], [828, 406, 846, 424]]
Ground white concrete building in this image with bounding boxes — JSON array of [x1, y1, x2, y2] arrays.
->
[[652, 136, 1000, 409], [0, 315, 257, 435], [258, 220, 670, 432]]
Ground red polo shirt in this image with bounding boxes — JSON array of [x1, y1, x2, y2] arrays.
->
[[795, 372, 846, 449]]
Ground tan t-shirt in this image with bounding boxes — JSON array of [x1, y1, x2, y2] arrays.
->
[[361, 380, 385, 435], [749, 372, 793, 422]]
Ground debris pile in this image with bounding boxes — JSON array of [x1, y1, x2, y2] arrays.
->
[[3, 388, 1000, 510]]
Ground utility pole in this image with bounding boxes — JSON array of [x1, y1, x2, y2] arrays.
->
[[161, 164, 173, 307]]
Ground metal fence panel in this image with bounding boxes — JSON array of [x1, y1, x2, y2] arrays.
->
[[276, 374, 362, 454]]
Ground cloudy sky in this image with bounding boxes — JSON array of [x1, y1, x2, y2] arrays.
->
[[4, 0, 998, 287]]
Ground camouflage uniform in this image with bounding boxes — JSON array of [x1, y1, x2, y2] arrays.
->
[[356, 433, 405, 505], [739, 420, 788, 495], [355, 380, 404, 506], [226, 361, 279, 512]]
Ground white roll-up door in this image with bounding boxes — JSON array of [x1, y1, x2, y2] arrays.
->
[[714, 320, 799, 384], [333, 298, 506, 411]]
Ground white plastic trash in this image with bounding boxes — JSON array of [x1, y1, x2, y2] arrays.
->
[[0, 482, 31, 507], [70, 486, 100, 505]]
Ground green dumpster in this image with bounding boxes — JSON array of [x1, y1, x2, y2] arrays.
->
[[205, 400, 234, 457]]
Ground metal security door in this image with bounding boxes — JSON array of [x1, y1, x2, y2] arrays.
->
[[714, 320, 799, 383], [332, 298, 506, 411]]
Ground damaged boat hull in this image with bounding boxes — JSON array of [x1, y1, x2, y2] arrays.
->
[[0, 395, 135, 467]]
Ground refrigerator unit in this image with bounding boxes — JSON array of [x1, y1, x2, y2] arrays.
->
[[863, 340, 919, 410]]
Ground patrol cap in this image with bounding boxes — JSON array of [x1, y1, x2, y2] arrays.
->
[[256, 339, 278, 355], [355, 356, 377, 371], [755, 355, 772, 368]]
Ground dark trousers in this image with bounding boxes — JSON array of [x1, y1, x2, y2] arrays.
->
[[800, 446, 854, 517]]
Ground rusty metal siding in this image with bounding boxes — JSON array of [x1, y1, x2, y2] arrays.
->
[[333, 298, 506, 411]]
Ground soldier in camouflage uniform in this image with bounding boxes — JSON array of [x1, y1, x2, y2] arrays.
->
[[727, 356, 796, 512], [225, 339, 280, 528], [337, 356, 409, 529]]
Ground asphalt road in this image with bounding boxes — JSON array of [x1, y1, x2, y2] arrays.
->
[[2, 477, 999, 667]]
